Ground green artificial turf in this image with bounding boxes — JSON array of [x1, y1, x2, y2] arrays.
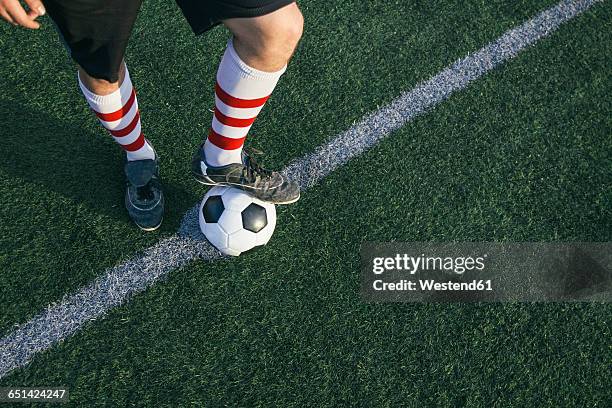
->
[[0, 0, 560, 334], [1, 0, 611, 406]]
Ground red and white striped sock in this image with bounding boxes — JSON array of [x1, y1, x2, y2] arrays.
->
[[78, 66, 155, 162], [204, 38, 286, 167]]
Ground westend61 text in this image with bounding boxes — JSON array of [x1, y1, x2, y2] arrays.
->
[[373, 279, 493, 291]]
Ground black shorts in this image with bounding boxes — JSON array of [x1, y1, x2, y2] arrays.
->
[[43, 0, 294, 82]]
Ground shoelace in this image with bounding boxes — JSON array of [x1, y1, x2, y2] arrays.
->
[[242, 148, 272, 184], [136, 183, 155, 201]]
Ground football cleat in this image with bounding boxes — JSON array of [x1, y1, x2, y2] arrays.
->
[[191, 144, 300, 205], [124, 141, 164, 231]]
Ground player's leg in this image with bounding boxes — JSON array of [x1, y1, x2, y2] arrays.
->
[[184, 1, 303, 204], [44, 0, 164, 230], [204, 3, 302, 165], [77, 63, 155, 162]]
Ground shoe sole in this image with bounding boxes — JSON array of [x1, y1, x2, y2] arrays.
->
[[192, 173, 300, 205], [135, 216, 163, 232]]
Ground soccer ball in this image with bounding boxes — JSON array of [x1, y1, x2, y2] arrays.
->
[[198, 186, 276, 256]]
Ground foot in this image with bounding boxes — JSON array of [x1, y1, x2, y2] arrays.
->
[[191, 145, 300, 205], [124, 141, 164, 231]]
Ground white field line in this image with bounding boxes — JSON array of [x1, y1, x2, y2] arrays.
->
[[0, 0, 601, 379]]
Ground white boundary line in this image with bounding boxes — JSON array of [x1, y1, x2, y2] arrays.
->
[[0, 0, 601, 379]]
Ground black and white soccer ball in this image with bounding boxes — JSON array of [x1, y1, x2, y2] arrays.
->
[[199, 186, 276, 256]]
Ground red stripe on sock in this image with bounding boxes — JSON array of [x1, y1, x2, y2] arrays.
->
[[215, 83, 269, 108], [207, 129, 246, 150], [94, 89, 137, 122], [214, 108, 256, 127], [122, 132, 146, 152], [110, 110, 141, 137]]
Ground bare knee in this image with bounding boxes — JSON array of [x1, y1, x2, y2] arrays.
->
[[268, 3, 304, 54], [78, 64, 124, 95], [224, 3, 304, 71]]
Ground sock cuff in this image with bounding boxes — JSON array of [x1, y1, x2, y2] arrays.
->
[[223, 38, 287, 81], [78, 65, 133, 107]]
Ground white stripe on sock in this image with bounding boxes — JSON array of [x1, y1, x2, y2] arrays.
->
[[211, 117, 251, 139]]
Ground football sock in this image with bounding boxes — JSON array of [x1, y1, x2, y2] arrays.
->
[[203, 38, 286, 167], [78, 66, 155, 162]]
